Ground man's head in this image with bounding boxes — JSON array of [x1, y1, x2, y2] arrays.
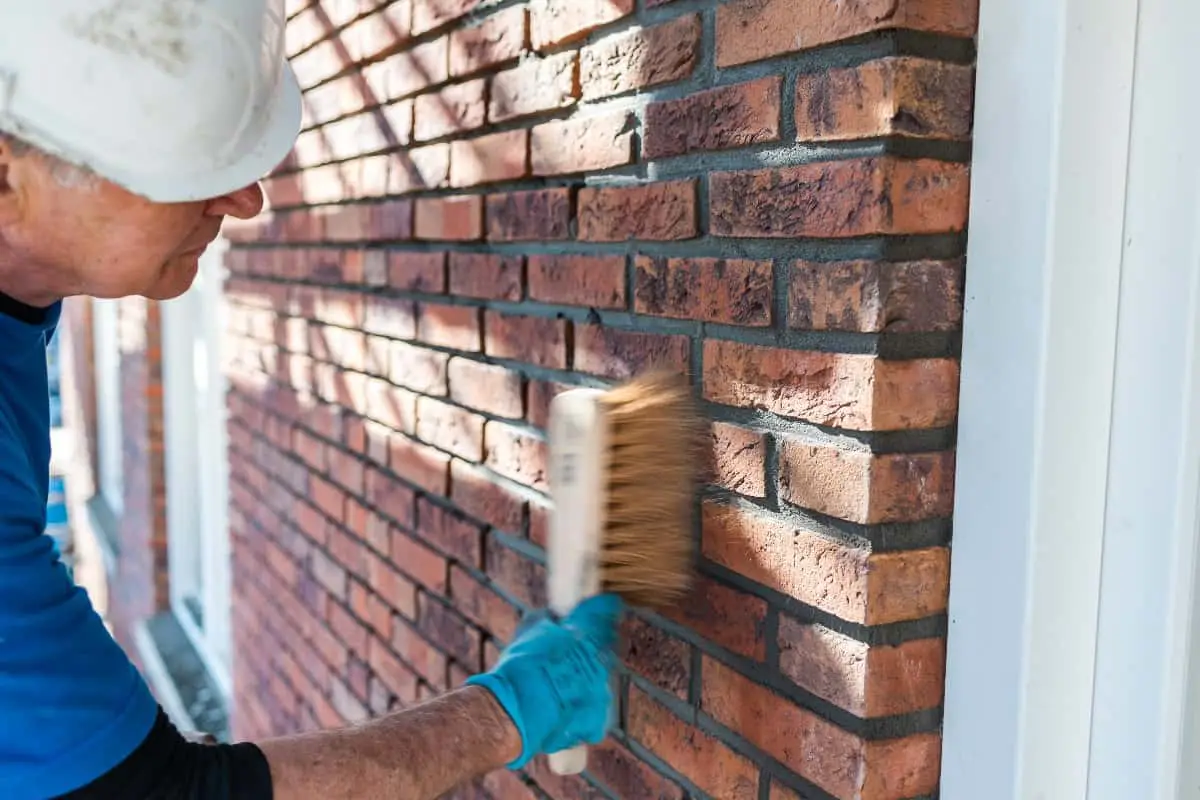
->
[[0, 0, 302, 307], [0, 134, 266, 305]]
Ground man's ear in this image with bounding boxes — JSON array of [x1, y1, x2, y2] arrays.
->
[[0, 138, 25, 225]]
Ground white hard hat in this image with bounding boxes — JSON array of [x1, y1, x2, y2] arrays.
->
[[0, 0, 302, 203]]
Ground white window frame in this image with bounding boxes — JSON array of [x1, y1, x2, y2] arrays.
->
[[160, 237, 234, 701], [940, 0, 1200, 796], [92, 298, 123, 515]]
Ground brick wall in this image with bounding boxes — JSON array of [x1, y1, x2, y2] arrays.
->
[[223, 0, 976, 797]]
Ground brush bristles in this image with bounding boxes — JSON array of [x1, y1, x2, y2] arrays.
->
[[596, 370, 703, 611]]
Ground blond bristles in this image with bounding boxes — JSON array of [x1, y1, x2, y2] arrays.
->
[[595, 370, 702, 611]]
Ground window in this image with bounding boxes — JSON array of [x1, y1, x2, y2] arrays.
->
[[161, 239, 233, 699], [92, 298, 123, 515]]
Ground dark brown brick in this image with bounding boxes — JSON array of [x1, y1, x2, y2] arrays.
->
[[448, 253, 523, 301], [620, 615, 690, 698], [573, 325, 689, 381], [486, 188, 572, 241], [710, 157, 970, 238], [796, 57, 975, 141], [644, 77, 781, 159], [578, 180, 697, 241], [790, 259, 964, 332], [634, 256, 771, 325]]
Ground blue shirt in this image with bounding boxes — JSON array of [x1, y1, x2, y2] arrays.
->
[[0, 300, 158, 798]]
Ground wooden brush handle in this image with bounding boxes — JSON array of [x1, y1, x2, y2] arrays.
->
[[546, 388, 608, 776]]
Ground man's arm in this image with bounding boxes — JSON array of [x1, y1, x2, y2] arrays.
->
[[258, 686, 520, 799]]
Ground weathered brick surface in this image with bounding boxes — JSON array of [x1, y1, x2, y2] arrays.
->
[[205, 2, 980, 796]]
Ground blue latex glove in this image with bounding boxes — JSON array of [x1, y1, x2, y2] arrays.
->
[[465, 593, 624, 769]]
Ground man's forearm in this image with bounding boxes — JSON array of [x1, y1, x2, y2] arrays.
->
[[257, 685, 521, 799]]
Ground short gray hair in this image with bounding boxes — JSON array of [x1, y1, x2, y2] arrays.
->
[[0, 131, 97, 189]]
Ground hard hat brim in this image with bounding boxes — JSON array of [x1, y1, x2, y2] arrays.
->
[[105, 65, 303, 205]]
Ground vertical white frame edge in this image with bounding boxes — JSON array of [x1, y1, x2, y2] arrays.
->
[[939, 0, 1138, 797]]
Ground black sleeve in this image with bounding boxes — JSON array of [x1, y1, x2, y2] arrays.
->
[[54, 706, 274, 799]]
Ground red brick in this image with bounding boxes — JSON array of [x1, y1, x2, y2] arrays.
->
[[385, 143, 451, 194], [367, 635, 420, 701], [481, 770, 540, 800], [635, 256, 771, 325], [660, 576, 766, 660], [412, 0, 480, 35], [645, 77, 781, 160], [530, 0, 634, 49], [290, 40, 342, 89], [310, 549, 347, 599], [797, 57, 975, 142], [367, 551, 420, 618], [449, 6, 528, 77], [414, 195, 483, 241], [448, 253, 523, 300], [484, 421, 548, 493], [779, 441, 955, 523], [531, 109, 635, 175], [416, 303, 481, 352], [486, 188, 571, 242], [389, 341, 449, 395], [327, 522, 368, 578], [350, 579, 394, 636], [328, 600, 370, 656], [588, 739, 685, 800], [363, 36, 448, 99], [790, 259, 964, 333], [701, 657, 941, 799], [573, 325, 689, 380], [527, 255, 626, 310], [702, 340, 959, 431], [489, 52, 577, 122], [580, 14, 699, 100], [450, 459, 526, 533], [392, 617, 449, 685], [716, 0, 979, 67], [450, 129, 529, 187], [413, 79, 487, 141], [389, 434, 451, 494], [578, 180, 697, 241], [710, 157, 970, 238], [388, 251, 447, 293], [448, 358, 524, 418], [626, 686, 758, 800], [392, 529, 450, 593], [484, 536, 547, 607], [700, 502, 950, 625], [777, 616, 946, 717], [484, 311, 568, 370], [708, 422, 766, 498], [417, 593, 482, 667], [341, 5, 410, 62], [364, 377, 418, 433], [620, 615, 690, 698], [523, 757, 601, 799], [362, 296, 417, 340], [449, 566, 520, 642], [311, 475, 347, 522], [416, 396, 485, 461], [417, 498, 483, 567], [525, 379, 571, 432]]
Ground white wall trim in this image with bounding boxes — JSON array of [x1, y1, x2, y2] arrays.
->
[[942, 0, 1200, 796]]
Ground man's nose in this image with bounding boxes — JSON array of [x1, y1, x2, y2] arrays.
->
[[204, 182, 265, 219]]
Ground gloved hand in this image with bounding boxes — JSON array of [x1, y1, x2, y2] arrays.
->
[[465, 593, 624, 769]]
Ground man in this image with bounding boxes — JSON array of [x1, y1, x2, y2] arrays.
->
[[0, 3, 622, 798]]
